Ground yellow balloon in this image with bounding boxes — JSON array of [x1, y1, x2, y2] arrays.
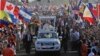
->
[[0, 10, 7, 19]]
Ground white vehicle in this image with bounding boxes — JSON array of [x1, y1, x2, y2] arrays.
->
[[34, 16, 61, 55], [35, 29, 61, 54]]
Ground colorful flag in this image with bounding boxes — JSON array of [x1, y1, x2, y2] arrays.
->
[[87, 3, 93, 9], [97, 4, 100, 18], [19, 8, 32, 22], [86, 3, 97, 20], [13, 6, 19, 17], [78, 3, 85, 19], [0, 10, 6, 19], [83, 6, 95, 25], [17, 14, 23, 24], [4, 2, 15, 14], [1, 1, 19, 17], [0, 10, 12, 22], [87, 3, 100, 19], [0, 20, 9, 26], [87, 3, 97, 19], [0, 0, 6, 10], [8, 13, 19, 24]]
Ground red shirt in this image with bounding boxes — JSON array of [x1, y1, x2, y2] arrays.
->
[[2, 47, 14, 56], [81, 44, 88, 56]]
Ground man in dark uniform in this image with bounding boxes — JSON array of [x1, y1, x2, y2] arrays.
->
[[23, 31, 33, 54], [61, 26, 70, 53]]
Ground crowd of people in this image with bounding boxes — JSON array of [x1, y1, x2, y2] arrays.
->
[[0, 4, 100, 56], [0, 25, 17, 56]]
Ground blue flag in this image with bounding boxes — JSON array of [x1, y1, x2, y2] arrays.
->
[[19, 7, 32, 22], [87, 3, 93, 9], [0, 20, 9, 26], [8, 13, 19, 24]]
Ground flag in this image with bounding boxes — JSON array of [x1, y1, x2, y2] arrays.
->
[[86, 3, 97, 19], [77, 0, 85, 14], [3, 1, 19, 17], [87, 3, 97, 19], [4, 2, 15, 14], [87, 3, 93, 9], [0, 10, 6, 19], [83, 6, 95, 25], [87, 3, 100, 19], [8, 13, 19, 24], [77, 0, 82, 7], [97, 4, 100, 18], [79, 4, 85, 19], [0, 0, 6, 10], [0, 10, 12, 22], [0, 20, 9, 26], [18, 14, 27, 24], [19, 8, 32, 22], [13, 6, 19, 17]]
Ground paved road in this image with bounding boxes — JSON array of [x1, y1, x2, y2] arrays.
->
[[16, 48, 79, 56], [16, 40, 79, 56]]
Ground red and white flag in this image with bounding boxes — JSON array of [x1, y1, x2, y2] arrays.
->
[[13, 6, 19, 17], [97, 4, 100, 18], [4, 2, 15, 14], [0, 0, 6, 10], [91, 4, 100, 19], [88, 3, 100, 19], [2, 1, 19, 17]]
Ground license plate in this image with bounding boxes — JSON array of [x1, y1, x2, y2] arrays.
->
[[42, 46, 54, 49], [44, 43, 52, 45]]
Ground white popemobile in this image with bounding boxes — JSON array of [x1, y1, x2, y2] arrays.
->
[[35, 23, 61, 55], [34, 16, 61, 55]]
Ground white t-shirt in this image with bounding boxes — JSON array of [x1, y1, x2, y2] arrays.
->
[[88, 52, 95, 56]]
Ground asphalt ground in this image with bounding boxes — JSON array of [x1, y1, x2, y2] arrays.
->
[[16, 48, 79, 56]]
